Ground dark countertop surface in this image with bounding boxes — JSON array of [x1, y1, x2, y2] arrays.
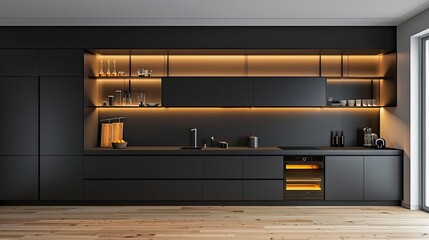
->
[[84, 146, 403, 156]]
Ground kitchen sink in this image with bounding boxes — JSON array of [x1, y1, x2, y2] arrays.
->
[[180, 146, 204, 150], [278, 146, 319, 150]]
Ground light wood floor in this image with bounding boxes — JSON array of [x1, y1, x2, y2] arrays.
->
[[0, 206, 429, 239]]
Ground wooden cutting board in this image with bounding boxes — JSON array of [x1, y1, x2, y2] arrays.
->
[[100, 122, 124, 147]]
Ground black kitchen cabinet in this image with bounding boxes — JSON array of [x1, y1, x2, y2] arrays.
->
[[203, 180, 242, 200], [243, 180, 283, 200], [364, 156, 402, 200], [221, 78, 253, 106], [0, 77, 38, 155], [203, 156, 242, 179], [124, 156, 164, 179], [163, 180, 203, 200], [0, 49, 38, 76], [325, 156, 364, 200], [39, 49, 83, 76], [40, 77, 83, 155], [253, 77, 326, 107], [0, 156, 38, 200], [84, 180, 163, 200], [40, 156, 83, 200], [164, 156, 203, 179], [243, 156, 283, 179], [84, 156, 123, 179], [162, 77, 252, 107]]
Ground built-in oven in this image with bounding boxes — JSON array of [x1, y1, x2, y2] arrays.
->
[[284, 156, 324, 200]]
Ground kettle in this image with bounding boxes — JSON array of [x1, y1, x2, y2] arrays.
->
[[375, 138, 386, 149], [248, 135, 259, 148]]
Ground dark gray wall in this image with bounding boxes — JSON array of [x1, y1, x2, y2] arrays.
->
[[98, 108, 379, 147]]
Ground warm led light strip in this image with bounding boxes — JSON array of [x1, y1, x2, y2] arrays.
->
[[286, 178, 322, 182], [286, 164, 320, 170], [286, 184, 321, 191]]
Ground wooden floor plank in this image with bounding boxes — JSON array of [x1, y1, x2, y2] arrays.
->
[[0, 206, 428, 239]]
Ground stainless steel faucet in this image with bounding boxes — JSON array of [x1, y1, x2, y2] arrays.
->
[[191, 128, 197, 147]]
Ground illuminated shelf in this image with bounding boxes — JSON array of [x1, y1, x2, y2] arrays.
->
[[89, 76, 164, 79], [326, 76, 386, 79], [87, 106, 383, 109], [88, 106, 162, 108]]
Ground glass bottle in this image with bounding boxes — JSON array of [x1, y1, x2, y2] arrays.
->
[[114, 90, 122, 106], [99, 59, 104, 77], [112, 60, 117, 76], [106, 60, 111, 77]]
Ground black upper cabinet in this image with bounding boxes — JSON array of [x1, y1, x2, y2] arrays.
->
[[162, 77, 253, 107], [40, 77, 83, 155], [254, 77, 326, 107], [0, 77, 38, 155], [0, 49, 38, 76], [0, 156, 38, 200], [40, 156, 83, 200], [39, 49, 83, 76], [221, 78, 253, 106], [162, 77, 221, 107]]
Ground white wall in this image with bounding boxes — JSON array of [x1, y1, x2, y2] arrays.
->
[[381, 8, 429, 210]]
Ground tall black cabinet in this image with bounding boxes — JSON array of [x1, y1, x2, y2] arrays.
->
[[0, 50, 39, 200], [39, 49, 84, 200]]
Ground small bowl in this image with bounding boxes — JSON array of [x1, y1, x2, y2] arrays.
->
[[146, 103, 159, 107], [112, 141, 127, 149], [347, 100, 355, 107], [340, 100, 347, 107]]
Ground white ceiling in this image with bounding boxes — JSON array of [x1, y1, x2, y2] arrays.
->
[[1, 0, 429, 26]]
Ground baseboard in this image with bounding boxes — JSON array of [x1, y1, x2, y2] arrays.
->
[[402, 201, 420, 210]]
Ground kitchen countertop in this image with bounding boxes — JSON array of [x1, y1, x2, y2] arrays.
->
[[85, 146, 403, 156]]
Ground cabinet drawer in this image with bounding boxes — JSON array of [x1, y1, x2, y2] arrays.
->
[[124, 156, 164, 179], [84, 180, 163, 200], [84, 156, 123, 179], [164, 156, 203, 179], [243, 156, 283, 179], [243, 180, 283, 200], [203, 156, 242, 179], [203, 180, 242, 200], [163, 180, 203, 200]]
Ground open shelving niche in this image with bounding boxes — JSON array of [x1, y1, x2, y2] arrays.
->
[[84, 49, 396, 109]]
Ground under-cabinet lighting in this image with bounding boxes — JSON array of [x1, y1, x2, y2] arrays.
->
[[286, 184, 321, 191]]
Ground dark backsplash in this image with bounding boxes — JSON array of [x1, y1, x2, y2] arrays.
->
[[96, 108, 380, 148]]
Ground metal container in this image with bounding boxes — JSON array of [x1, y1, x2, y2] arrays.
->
[[248, 135, 259, 148]]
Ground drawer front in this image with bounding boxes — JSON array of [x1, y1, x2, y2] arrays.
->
[[243, 180, 284, 200], [203, 180, 242, 200], [124, 156, 164, 179], [84, 156, 123, 179], [164, 156, 203, 179], [243, 156, 283, 179], [203, 156, 242, 179], [163, 180, 203, 200], [84, 180, 163, 200]]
